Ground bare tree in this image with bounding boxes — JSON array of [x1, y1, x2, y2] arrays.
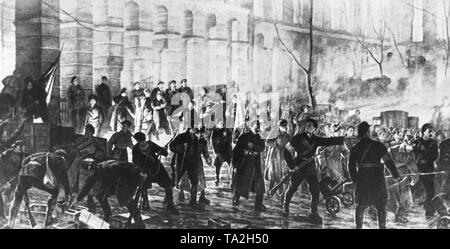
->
[[273, 0, 317, 111], [385, 0, 416, 73], [353, 18, 388, 78]]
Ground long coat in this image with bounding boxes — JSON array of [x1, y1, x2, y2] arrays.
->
[[264, 132, 290, 182], [170, 132, 211, 192], [231, 131, 265, 198], [348, 137, 399, 207], [386, 145, 416, 214], [95, 83, 112, 112], [211, 128, 233, 164]]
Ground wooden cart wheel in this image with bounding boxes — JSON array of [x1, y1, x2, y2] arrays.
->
[[340, 192, 354, 207], [437, 216, 450, 229], [325, 196, 341, 215]]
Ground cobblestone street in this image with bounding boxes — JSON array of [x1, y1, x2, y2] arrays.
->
[[14, 140, 433, 230], [0, 133, 436, 229]]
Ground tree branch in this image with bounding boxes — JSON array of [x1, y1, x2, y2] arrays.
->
[[273, 22, 309, 74], [386, 25, 408, 68], [42, 2, 103, 32], [400, 0, 445, 21], [308, 0, 314, 73], [353, 33, 381, 65]]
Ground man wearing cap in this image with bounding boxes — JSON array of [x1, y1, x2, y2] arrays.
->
[[348, 122, 400, 229], [0, 140, 25, 225], [170, 127, 212, 207], [107, 120, 133, 162], [413, 123, 439, 219], [95, 76, 112, 116], [232, 120, 266, 212], [282, 118, 345, 224], [132, 132, 178, 214], [264, 119, 291, 194]]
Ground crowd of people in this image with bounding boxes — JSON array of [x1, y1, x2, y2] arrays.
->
[[1, 72, 450, 229]]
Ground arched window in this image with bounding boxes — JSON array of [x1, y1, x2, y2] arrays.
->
[[125, 1, 139, 30], [155, 5, 168, 34], [184, 10, 193, 37]]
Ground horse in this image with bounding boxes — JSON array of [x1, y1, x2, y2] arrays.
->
[[6, 150, 71, 229]]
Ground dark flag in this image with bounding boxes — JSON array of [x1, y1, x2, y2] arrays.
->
[[39, 52, 61, 105]]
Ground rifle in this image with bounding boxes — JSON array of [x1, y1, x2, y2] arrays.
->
[[268, 155, 320, 197]]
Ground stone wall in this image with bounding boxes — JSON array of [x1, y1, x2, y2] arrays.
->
[[0, 0, 16, 81], [1, 0, 437, 104]]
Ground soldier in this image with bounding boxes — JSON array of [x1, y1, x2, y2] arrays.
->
[[68, 125, 105, 212], [231, 120, 266, 212], [170, 127, 212, 207], [107, 120, 133, 162], [282, 118, 345, 224], [413, 123, 439, 219], [67, 76, 86, 133], [348, 122, 400, 229], [0, 140, 25, 225], [211, 121, 232, 186], [132, 132, 178, 214], [85, 95, 104, 137], [95, 76, 112, 116]]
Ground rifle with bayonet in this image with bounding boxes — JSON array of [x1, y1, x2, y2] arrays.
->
[[268, 147, 325, 197]]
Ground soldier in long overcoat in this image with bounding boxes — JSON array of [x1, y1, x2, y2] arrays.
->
[[348, 122, 400, 229], [231, 120, 266, 212]]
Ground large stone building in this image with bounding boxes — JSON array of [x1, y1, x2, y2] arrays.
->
[[0, 0, 445, 101]]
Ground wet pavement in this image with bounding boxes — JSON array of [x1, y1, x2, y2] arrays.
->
[[11, 164, 435, 230], [5, 133, 437, 229]]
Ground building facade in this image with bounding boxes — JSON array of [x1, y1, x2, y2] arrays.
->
[[0, 0, 443, 100]]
